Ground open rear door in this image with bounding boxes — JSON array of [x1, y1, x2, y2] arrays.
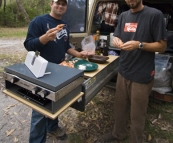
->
[[62, 0, 121, 49]]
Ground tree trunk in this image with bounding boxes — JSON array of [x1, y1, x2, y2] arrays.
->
[[0, 0, 2, 7], [3, 0, 6, 25], [16, 0, 30, 24]]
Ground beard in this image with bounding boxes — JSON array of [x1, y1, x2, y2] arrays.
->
[[126, 0, 141, 9]]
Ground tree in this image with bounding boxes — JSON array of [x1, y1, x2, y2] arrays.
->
[[3, 0, 6, 25], [0, 0, 2, 7], [16, 0, 30, 24]]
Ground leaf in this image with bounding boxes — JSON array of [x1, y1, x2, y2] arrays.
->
[[6, 129, 16, 136], [148, 134, 152, 141], [14, 112, 18, 115], [14, 137, 19, 142], [4, 110, 9, 114], [90, 101, 94, 105], [158, 113, 162, 119], [161, 127, 168, 131], [21, 120, 26, 123], [151, 119, 157, 124], [165, 110, 172, 113], [5, 103, 17, 110], [85, 137, 93, 143], [94, 123, 100, 130]]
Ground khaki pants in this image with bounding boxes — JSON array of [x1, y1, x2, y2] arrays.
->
[[112, 73, 153, 143]]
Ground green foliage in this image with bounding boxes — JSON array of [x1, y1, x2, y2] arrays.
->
[[25, 7, 38, 20], [0, 0, 50, 27], [0, 2, 26, 27]]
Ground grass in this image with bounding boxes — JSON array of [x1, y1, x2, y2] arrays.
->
[[0, 53, 26, 72], [145, 101, 173, 142], [0, 27, 28, 38], [0, 27, 27, 72]]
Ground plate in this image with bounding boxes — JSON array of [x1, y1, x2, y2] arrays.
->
[[88, 55, 109, 64], [74, 59, 98, 71]]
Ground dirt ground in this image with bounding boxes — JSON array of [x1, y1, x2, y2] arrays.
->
[[0, 38, 27, 55], [0, 38, 30, 143]]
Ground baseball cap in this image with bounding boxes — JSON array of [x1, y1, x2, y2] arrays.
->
[[53, 0, 68, 4]]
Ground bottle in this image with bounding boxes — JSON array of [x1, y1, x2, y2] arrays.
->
[[103, 42, 108, 56], [95, 45, 101, 55], [100, 39, 105, 55], [95, 30, 100, 55]]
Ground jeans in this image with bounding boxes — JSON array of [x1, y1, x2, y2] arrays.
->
[[29, 110, 58, 143]]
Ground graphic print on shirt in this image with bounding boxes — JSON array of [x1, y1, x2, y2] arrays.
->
[[124, 23, 138, 32], [56, 28, 68, 41]]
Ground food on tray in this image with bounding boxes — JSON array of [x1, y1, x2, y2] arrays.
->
[[56, 24, 65, 30], [74, 59, 98, 71], [71, 59, 79, 63], [88, 55, 109, 64], [59, 61, 74, 68], [78, 65, 86, 70]]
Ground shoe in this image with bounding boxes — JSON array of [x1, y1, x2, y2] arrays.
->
[[98, 132, 118, 142], [47, 127, 67, 140]]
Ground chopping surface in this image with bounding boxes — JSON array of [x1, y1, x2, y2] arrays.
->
[[4, 62, 84, 91], [84, 55, 119, 78]]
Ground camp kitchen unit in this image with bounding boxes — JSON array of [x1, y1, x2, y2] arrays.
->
[[3, 56, 119, 119]]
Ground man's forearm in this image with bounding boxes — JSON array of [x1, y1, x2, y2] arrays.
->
[[39, 34, 50, 45], [142, 40, 167, 53], [67, 48, 82, 58]]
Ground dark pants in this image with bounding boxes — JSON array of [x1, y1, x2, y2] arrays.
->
[[112, 73, 153, 143], [29, 110, 58, 143]]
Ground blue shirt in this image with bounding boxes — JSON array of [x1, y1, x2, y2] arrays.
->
[[24, 14, 71, 64]]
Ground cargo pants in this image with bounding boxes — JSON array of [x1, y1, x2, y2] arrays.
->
[[112, 73, 153, 143]]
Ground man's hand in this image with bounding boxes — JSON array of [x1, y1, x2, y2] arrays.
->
[[39, 27, 58, 45], [79, 51, 89, 59], [67, 48, 91, 59], [120, 41, 139, 51], [45, 28, 58, 41], [112, 37, 124, 48]]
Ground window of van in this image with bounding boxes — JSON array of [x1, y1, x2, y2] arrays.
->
[[62, 0, 87, 33]]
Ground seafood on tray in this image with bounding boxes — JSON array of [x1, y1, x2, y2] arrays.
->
[[56, 24, 65, 31], [59, 61, 74, 68]]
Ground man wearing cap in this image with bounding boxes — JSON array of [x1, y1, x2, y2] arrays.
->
[[24, 0, 88, 142]]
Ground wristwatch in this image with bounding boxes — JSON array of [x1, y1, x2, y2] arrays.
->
[[139, 42, 144, 49]]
